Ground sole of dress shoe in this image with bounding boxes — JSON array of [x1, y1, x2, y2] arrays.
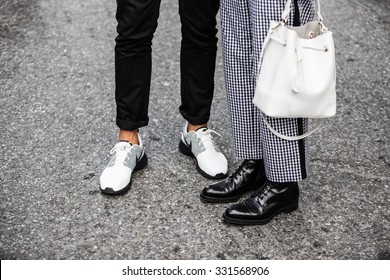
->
[[179, 140, 227, 180], [222, 202, 298, 225], [200, 192, 241, 203], [199, 181, 259, 203]]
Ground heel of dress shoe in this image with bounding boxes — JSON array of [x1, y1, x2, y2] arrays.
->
[[283, 202, 298, 213]]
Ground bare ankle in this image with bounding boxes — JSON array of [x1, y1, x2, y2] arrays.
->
[[119, 129, 139, 145], [187, 123, 207, 132]]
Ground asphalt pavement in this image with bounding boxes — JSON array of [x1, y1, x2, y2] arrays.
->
[[0, 0, 389, 259]]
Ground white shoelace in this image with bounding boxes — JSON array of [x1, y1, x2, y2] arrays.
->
[[195, 128, 221, 151], [110, 143, 133, 164]]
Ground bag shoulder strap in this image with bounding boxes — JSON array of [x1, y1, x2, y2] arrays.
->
[[260, 113, 325, 141]]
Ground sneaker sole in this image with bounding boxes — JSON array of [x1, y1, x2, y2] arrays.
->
[[179, 140, 227, 180], [222, 203, 299, 225], [100, 153, 148, 195]]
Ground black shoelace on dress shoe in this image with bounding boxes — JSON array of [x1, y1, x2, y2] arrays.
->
[[251, 182, 271, 200], [227, 160, 261, 183], [251, 181, 296, 199]]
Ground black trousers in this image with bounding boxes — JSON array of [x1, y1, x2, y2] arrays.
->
[[115, 0, 219, 130]]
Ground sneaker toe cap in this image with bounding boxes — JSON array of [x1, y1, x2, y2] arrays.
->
[[100, 166, 132, 192], [196, 151, 228, 177]]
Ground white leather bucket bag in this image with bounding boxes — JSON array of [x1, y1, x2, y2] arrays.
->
[[253, 0, 336, 140]]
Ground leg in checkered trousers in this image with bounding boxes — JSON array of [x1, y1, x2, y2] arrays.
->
[[201, 0, 316, 225]]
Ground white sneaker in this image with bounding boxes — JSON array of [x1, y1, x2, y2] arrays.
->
[[100, 136, 147, 195], [179, 122, 228, 179]]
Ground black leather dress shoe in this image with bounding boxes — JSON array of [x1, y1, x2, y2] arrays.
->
[[223, 181, 299, 225], [200, 159, 266, 203]]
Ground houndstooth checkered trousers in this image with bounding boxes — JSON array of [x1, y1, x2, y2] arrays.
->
[[221, 0, 316, 182]]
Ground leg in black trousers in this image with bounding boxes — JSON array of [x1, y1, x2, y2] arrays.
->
[[115, 0, 161, 131], [179, 0, 219, 125]]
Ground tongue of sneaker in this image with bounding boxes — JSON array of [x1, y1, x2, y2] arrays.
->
[[118, 140, 132, 147]]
